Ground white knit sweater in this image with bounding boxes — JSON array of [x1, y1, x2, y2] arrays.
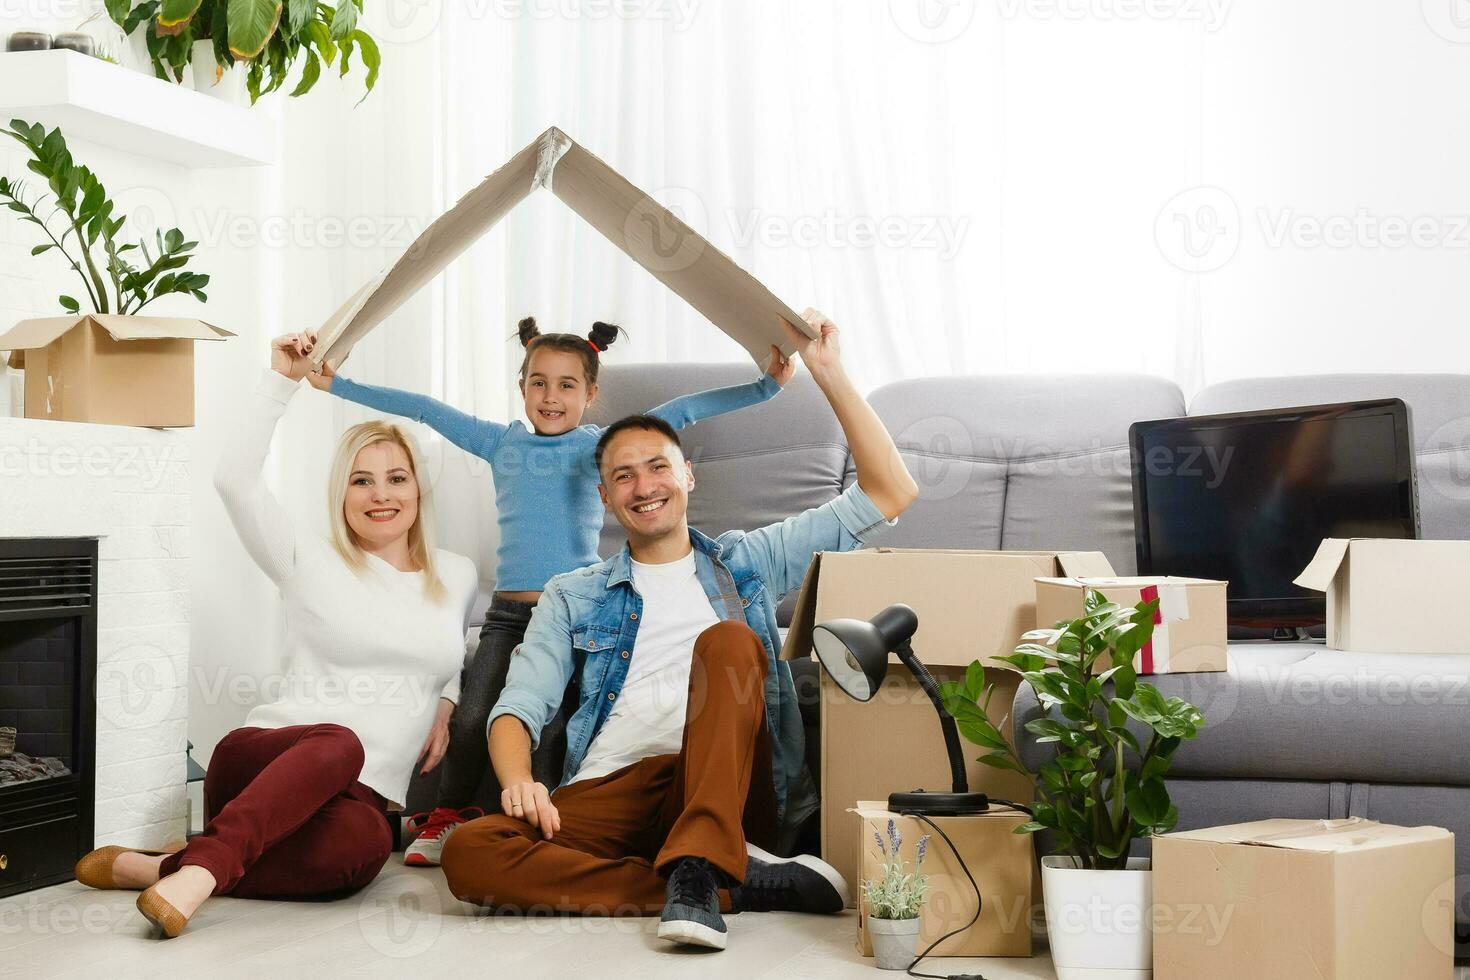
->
[[216, 370, 477, 808]]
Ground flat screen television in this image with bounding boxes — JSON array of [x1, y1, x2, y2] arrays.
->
[[1130, 399, 1419, 630]]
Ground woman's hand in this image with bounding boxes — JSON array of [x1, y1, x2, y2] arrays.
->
[[270, 332, 319, 381], [765, 345, 797, 387], [417, 698, 454, 775], [778, 308, 844, 384], [502, 781, 561, 840], [307, 358, 336, 392]]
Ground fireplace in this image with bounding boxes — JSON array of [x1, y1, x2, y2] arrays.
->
[[0, 537, 97, 898]]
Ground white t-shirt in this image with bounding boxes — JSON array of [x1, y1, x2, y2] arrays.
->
[[571, 550, 719, 783]]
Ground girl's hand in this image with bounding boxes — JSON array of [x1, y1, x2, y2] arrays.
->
[[778, 308, 843, 381], [307, 358, 336, 392], [765, 345, 797, 387], [270, 332, 319, 381], [417, 698, 454, 775]]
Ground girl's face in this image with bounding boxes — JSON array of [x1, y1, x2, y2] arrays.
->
[[343, 440, 420, 551], [520, 347, 598, 435]]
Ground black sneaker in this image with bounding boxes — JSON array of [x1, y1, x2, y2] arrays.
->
[[730, 843, 850, 914], [658, 857, 727, 950]]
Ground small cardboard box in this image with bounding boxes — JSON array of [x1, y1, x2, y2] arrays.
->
[[1153, 817, 1455, 980], [312, 126, 813, 372], [1034, 576, 1228, 675], [0, 314, 232, 427], [855, 801, 1034, 958], [1295, 538, 1470, 653], [780, 548, 1115, 900]]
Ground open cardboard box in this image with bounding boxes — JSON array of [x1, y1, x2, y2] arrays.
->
[[0, 314, 233, 427], [779, 547, 1115, 900], [1295, 538, 1470, 653], [310, 126, 813, 371], [1035, 575, 1228, 674]]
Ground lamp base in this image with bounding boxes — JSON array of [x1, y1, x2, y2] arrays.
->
[[887, 789, 991, 816]]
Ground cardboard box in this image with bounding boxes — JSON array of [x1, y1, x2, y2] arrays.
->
[[311, 126, 813, 371], [855, 801, 1034, 958], [780, 548, 1115, 901], [1153, 817, 1455, 980], [1034, 576, 1228, 675], [0, 314, 232, 426], [1295, 538, 1470, 653]]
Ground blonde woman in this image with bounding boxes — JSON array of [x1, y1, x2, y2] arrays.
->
[[73, 332, 477, 937]]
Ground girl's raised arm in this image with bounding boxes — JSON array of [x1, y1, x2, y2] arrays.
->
[[322, 365, 508, 462], [641, 346, 793, 430]]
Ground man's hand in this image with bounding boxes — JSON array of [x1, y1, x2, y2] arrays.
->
[[307, 358, 336, 392], [778, 308, 844, 383], [417, 698, 454, 775], [502, 781, 561, 840], [270, 331, 319, 381], [765, 344, 797, 387]]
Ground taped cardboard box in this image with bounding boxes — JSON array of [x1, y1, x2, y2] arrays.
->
[[1295, 538, 1470, 653], [0, 314, 233, 427], [1153, 817, 1455, 980], [1034, 576, 1227, 674], [780, 547, 1115, 901], [311, 126, 813, 372], [855, 801, 1034, 958]]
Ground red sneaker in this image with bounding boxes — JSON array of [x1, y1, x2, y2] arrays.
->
[[403, 806, 484, 866]]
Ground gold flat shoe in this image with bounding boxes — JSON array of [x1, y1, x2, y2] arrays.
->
[[137, 884, 190, 939], [74, 840, 186, 890]]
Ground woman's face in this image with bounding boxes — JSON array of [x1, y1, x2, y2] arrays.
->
[[343, 440, 420, 550], [520, 347, 598, 435]]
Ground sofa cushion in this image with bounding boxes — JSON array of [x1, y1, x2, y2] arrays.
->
[[1013, 643, 1470, 787]]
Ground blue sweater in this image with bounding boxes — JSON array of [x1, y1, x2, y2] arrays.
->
[[330, 373, 782, 592]]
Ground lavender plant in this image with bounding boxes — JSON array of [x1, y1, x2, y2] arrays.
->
[[862, 818, 931, 920]]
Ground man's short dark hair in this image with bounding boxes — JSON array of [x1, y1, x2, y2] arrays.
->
[[594, 414, 684, 476]]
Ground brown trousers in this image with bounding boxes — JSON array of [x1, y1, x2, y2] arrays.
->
[[441, 620, 778, 914]]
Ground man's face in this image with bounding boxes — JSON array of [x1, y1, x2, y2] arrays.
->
[[598, 427, 694, 546]]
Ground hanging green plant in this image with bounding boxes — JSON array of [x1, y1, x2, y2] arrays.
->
[[104, 0, 380, 105]]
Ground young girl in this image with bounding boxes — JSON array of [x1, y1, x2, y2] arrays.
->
[[314, 317, 795, 865]]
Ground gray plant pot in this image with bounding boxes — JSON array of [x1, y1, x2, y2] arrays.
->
[[868, 915, 921, 971]]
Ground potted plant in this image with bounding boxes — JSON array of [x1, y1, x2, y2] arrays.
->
[[0, 119, 210, 313], [103, 0, 380, 105], [862, 819, 931, 971], [942, 591, 1205, 979]]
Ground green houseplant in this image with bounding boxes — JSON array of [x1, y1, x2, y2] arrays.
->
[[942, 590, 1205, 976], [104, 0, 380, 105], [862, 819, 930, 971], [0, 119, 209, 314]]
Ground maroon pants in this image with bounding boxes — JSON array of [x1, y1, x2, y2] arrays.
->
[[159, 724, 392, 897]]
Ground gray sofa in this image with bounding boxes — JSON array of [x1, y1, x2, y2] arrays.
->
[[420, 364, 1470, 947]]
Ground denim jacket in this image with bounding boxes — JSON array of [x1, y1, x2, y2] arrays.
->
[[488, 481, 896, 837]]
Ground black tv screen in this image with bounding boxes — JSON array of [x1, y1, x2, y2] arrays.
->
[[1130, 399, 1419, 628]]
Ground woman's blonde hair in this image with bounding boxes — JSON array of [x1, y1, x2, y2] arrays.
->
[[327, 421, 447, 603]]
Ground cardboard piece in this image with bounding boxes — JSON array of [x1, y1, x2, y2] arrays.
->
[[1034, 576, 1228, 675], [1153, 817, 1455, 980], [780, 548, 1115, 901], [0, 314, 233, 426], [310, 126, 813, 371], [1295, 538, 1470, 653], [855, 801, 1034, 959]]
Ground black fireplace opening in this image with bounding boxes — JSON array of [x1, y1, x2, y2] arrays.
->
[[0, 537, 97, 898]]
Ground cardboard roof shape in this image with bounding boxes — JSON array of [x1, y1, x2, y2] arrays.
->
[[1, 314, 234, 369], [311, 127, 814, 370]]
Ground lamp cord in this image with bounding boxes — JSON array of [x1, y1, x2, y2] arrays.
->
[[897, 800, 1034, 980]]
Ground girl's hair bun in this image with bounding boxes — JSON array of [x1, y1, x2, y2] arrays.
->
[[588, 321, 621, 352], [517, 316, 540, 347]]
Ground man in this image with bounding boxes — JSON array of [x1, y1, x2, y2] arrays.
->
[[440, 309, 918, 950]]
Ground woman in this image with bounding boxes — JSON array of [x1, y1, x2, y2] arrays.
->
[[74, 332, 477, 938]]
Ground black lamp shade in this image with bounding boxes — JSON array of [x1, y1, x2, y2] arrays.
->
[[811, 603, 919, 701]]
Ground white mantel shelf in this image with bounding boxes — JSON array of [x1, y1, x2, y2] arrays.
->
[[0, 48, 274, 169]]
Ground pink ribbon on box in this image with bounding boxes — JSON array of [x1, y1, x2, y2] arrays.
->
[[1136, 583, 1190, 674]]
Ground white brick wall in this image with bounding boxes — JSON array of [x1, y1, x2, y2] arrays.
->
[[0, 417, 191, 848]]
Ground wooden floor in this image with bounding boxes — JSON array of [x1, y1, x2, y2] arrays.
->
[[5, 862, 1060, 979]]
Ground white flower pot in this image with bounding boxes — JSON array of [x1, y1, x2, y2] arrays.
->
[[867, 915, 922, 971], [1041, 855, 1153, 980], [190, 39, 246, 103]]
